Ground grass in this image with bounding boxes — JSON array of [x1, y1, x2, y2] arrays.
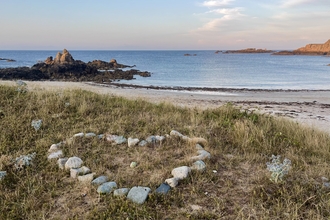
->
[[0, 84, 330, 219]]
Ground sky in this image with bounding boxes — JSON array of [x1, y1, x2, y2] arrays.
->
[[1, 0, 330, 50]]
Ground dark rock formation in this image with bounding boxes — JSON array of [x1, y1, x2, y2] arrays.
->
[[0, 58, 16, 62], [184, 54, 197, 56], [215, 50, 222, 54], [273, 39, 330, 55], [224, 48, 274, 54], [0, 49, 151, 82]]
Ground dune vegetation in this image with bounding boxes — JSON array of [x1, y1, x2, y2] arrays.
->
[[0, 83, 330, 219]]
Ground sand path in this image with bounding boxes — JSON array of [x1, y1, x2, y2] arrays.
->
[[1, 80, 329, 135]]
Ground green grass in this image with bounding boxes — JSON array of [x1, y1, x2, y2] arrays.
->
[[1, 84, 330, 219]]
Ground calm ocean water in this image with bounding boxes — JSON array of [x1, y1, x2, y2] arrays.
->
[[0, 50, 329, 90]]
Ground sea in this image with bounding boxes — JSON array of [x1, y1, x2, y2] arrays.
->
[[0, 50, 329, 90]]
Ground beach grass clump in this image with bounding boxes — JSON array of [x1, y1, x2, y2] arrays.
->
[[0, 84, 330, 219]]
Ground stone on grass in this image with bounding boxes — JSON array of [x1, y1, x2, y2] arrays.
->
[[70, 166, 91, 178], [48, 150, 63, 160], [165, 177, 179, 188], [65, 156, 83, 170], [114, 188, 130, 197], [97, 134, 104, 139], [195, 144, 204, 150], [138, 140, 148, 147], [73, 132, 84, 137], [0, 171, 6, 180], [130, 162, 137, 168], [127, 186, 151, 204], [105, 134, 118, 142], [85, 133, 96, 138], [57, 158, 68, 169], [128, 138, 140, 147], [191, 150, 211, 161], [114, 136, 127, 145], [48, 143, 63, 153], [78, 173, 95, 183], [155, 183, 171, 194], [97, 182, 117, 194], [92, 175, 109, 185], [14, 152, 36, 169], [146, 136, 156, 144], [171, 166, 191, 180], [170, 130, 184, 137], [155, 135, 166, 142], [190, 160, 206, 171]]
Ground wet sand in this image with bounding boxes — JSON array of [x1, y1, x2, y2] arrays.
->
[[1, 80, 330, 135]]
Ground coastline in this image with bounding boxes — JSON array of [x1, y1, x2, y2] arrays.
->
[[1, 80, 330, 135]]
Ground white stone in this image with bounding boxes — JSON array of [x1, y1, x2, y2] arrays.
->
[[70, 166, 91, 178], [65, 156, 83, 170], [171, 166, 191, 180], [170, 130, 184, 137], [105, 134, 118, 142], [73, 132, 84, 137], [191, 150, 211, 161], [85, 133, 96, 138], [155, 135, 166, 142], [48, 150, 63, 160], [57, 158, 68, 169], [130, 162, 137, 168], [92, 175, 109, 185], [48, 143, 62, 153], [190, 160, 206, 171], [113, 188, 130, 196], [0, 171, 6, 180], [195, 144, 204, 150], [78, 173, 95, 183], [127, 186, 151, 204], [165, 177, 180, 188], [128, 138, 140, 147]]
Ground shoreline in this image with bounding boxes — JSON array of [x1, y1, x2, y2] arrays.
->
[[1, 80, 330, 135]]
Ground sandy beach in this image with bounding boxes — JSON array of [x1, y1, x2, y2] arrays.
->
[[1, 80, 330, 135]]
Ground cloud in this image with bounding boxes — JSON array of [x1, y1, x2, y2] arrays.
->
[[280, 0, 315, 8], [202, 0, 234, 7]]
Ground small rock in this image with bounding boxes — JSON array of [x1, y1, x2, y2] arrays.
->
[[70, 166, 91, 178], [113, 188, 130, 197], [323, 182, 330, 188], [73, 132, 84, 137], [48, 150, 63, 160], [97, 182, 117, 194], [155, 135, 166, 142], [14, 152, 36, 169], [78, 173, 95, 183], [170, 130, 184, 137], [130, 162, 137, 168], [127, 186, 151, 204], [97, 134, 104, 139], [57, 158, 68, 169], [195, 144, 204, 150], [321, 177, 329, 182], [31, 119, 42, 131], [114, 136, 127, 145], [128, 138, 140, 147], [155, 183, 171, 194], [191, 150, 211, 161], [190, 160, 206, 171], [85, 133, 96, 138], [138, 140, 148, 147], [65, 156, 83, 170], [0, 171, 7, 180], [105, 134, 118, 142], [48, 143, 62, 153], [92, 175, 109, 185], [165, 177, 179, 188], [171, 166, 191, 180], [146, 136, 157, 144], [190, 204, 203, 211]]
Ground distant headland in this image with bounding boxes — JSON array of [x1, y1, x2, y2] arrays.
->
[[273, 39, 330, 55], [221, 48, 274, 54]]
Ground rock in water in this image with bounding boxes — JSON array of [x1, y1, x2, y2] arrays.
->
[[97, 182, 117, 194], [127, 186, 151, 204], [65, 156, 83, 170]]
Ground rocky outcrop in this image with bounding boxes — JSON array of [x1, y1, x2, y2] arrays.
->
[[224, 48, 274, 54], [0, 49, 151, 82], [273, 39, 330, 55], [0, 58, 16, 62]]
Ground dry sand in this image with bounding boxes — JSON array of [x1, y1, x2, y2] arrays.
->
[[1, 80, 330, 135]]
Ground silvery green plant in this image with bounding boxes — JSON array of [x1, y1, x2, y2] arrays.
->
[[266, 155, 291, 183], [16, 80, 28, 93], [31, 119, 42, 131]]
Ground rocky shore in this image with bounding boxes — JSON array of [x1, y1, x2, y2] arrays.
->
[[273, 39, 330, 55], [0, 58, 16, 62], [0, 49, 151, 82]]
